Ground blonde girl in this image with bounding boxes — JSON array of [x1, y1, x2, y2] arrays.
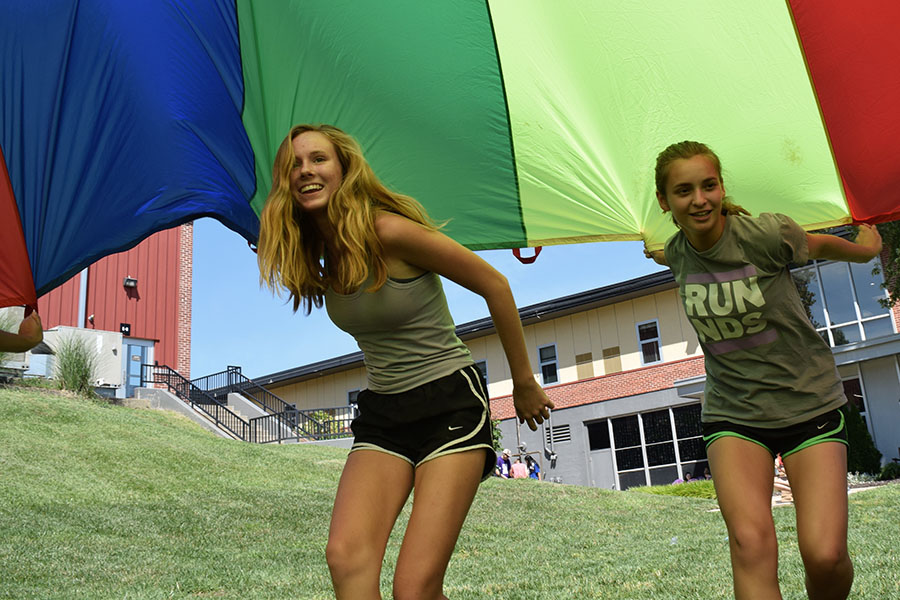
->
[[258, 124, 553, 600]]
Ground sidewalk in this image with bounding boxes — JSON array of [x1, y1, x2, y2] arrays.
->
[[772, 481, 896, 508]]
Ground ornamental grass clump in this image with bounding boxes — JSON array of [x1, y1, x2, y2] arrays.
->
[[630, 479, 718, 500], [54, 335, 98, 396]]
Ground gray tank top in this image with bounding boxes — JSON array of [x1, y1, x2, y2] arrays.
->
[[325, 271, 473, 393]]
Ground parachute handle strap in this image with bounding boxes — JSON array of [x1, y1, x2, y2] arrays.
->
[[512, 246, 542, 264]]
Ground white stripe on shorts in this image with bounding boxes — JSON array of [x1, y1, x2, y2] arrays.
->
[[417, 365, 490, 467]]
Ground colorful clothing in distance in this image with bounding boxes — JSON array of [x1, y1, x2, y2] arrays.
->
[[511, 462, 528, 479]]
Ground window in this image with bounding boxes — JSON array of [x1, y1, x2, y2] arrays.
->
[[792, 256, 894, 347], [586, 420, 611, 451], [609, 403, 707, 490], [637, 320, 661, 365], [842, 377, 868, 429], [538, 344, 558, 385], [347, 389, 360, 405], [474, 359, 488, 383]]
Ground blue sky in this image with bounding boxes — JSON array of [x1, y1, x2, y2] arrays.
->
[[190, 218, 666, 380]]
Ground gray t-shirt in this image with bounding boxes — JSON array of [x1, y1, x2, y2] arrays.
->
[[325, 271, 473, 393], [665, 213, 846, 428]]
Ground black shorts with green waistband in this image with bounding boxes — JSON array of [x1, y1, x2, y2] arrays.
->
[[349, 364, 496, 480], [702, 403, 849, 459]]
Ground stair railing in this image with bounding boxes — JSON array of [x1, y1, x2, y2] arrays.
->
[[191, 366, 313, 440], [142, 364, 249, 441]]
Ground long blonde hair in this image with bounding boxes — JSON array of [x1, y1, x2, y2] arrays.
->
[[654, 140, 750, 220], [257, 124, 438, 313]]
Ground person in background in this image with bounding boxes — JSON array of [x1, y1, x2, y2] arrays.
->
[[525, 454, 542, 480], [496, 448, 512, 478], [646, 140, 881, 600], [510, 457, 528, 479]]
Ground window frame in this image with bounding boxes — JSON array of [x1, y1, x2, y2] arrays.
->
[[474, 359, 488, 384], [636, 319, 662, 365], [791, 257, 894, 348], [841, 369, 875, 439], [608, 403, 707, 490], [538, 343, 559, 385]]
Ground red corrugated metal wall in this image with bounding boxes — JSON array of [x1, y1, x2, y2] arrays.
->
[[37, 224, 192, 377]]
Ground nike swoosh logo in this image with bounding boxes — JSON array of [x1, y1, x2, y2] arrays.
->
[[448, 426, 463, 431], [817, 423, 827, 429]]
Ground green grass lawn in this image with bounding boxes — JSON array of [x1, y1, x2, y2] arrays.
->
[[1, 386, 898, 599]]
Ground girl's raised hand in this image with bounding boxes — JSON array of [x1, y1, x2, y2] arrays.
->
[[643, 243, 668, 266], [513, 378, 554, 431], [855, 224, 883, 258]]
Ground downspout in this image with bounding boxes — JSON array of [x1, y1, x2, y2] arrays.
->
[[77, 268, 88, 328]]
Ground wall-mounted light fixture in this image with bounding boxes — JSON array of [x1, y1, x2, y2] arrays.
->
[[123, 276, 138, 289]]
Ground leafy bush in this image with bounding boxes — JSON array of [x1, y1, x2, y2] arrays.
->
[[879, 461, 900, 482], [491, 418, 503, 452], [629, 479, 717, 500], [53, 335, 98, 396], [846, 402, 883, 475], [847, 471, 877, 487], [306, 410, 352, 437]]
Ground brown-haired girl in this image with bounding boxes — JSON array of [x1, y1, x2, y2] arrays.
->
[[258, 124, 553, 599], [648, 140, 881, 600]]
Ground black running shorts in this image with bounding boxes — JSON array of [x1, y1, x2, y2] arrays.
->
[[350, 364, 496, 480], [702, 403, 849, 458]]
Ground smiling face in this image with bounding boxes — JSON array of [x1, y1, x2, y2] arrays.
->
[[657, 154, 726, 251], [289, 130, 344, 217]]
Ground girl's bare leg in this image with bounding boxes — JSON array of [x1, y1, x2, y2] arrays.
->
[[708, 437, 783, 600], [783, 442, 853, 600], [327, 450, 415, 600], [392, 450, 486, 600]]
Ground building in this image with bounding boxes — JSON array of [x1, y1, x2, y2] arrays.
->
[[27, 224, 192, 397], [254, 251, 900, 489]]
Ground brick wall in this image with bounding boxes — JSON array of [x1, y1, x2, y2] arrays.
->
[[176, 222, 193, 377], [490, 356, 706, 420]]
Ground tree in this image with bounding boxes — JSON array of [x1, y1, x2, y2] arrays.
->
[[876, 221, 900, 308]]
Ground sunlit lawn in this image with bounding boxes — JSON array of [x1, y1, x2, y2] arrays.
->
[[1, 386, 897, 599]]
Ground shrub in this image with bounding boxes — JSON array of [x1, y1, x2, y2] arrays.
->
[[53, 335, 98, 396], [846, 402, 883, 475], [879, 461, 900, 482], [847, 471, 877, 487], [491, 418, 503, 453]]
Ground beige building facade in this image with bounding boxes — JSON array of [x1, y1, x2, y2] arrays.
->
[[258, 255, 900, 489]]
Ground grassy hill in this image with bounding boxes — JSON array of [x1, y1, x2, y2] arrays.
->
[[1, 386, 898, 599]]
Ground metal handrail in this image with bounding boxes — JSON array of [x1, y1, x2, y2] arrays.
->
[[152, 364, 357, 442], [142, 364, 249, 440], [296, 405, 357, 440], [191, 366, 312, 439]]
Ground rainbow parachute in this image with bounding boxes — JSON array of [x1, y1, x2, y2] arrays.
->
[[3, 0, 899, 309]]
